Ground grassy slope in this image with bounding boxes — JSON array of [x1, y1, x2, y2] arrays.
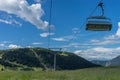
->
[[0, 67, 120, 80]]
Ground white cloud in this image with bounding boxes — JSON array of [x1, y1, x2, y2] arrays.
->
[[52, 37, 67, 41], [0, 44, 5, 47], [90, 39, 120, 45], [40, 32, 54, 37], [52, 35, 74, 42], [0, 19, 12, 24], [0, 0, 49, 30], [89, 22, 120, 45], [104, 22, 120, 40], [72, 28, 80, 34], [66, 43, 84, 48], [74, 47, 120, 60], [68, 43, 80, 48], [62, 43, 94, 50], [32, 42, 43, 45], [0, 12, 22, 26], [26, 46, 32, 48], [116, 22, 120, 37], [0, 19, 22, 26], [98, 40, 116, 45], [8, 44, 21, 49], [91, 39, 100, 43], [0, 41, 13, 49], [87, 22, 120, 46], [2, 41, 12, 44], [104, 35, 116, 40]]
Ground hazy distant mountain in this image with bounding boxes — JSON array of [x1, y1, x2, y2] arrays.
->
[[106, 55, 120, 67], [91, 60, 108, 66], [0, 48, 100, 70]]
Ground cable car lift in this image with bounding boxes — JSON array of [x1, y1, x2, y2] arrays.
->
[[86, 1, 112, 31]]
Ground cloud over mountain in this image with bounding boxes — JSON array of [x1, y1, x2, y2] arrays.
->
[[74, 47, 120, 60], [8, 44, 21, 49]]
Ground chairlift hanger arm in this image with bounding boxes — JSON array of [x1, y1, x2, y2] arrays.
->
[[98, 2, 104, 16]]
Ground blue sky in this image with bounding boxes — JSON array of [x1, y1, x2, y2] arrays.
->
[[0, 0, 120, 60]]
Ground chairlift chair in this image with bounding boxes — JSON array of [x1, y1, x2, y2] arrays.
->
[[86, 1, 112, 31], [86, 16, 112, 31]]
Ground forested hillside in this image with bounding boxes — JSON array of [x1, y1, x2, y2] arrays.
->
[[0, 48, 100, 71]]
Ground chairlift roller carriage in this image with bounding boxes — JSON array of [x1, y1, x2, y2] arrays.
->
[[86, 1, 112, 31]]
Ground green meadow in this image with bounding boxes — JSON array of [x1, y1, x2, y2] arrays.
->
[[0, 67, 120, 80]]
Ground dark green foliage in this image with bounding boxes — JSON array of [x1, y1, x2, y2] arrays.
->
[[0, 48, 100, 70], [33, 48, 54, 68], [2, 48, 43, 67], [56, 52, 99, 70], [0, 59, 20, 67]]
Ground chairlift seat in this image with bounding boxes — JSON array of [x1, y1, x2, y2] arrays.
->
[[86, 16, 112, 31]]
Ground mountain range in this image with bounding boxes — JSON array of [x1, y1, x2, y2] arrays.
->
[[91, 60, 108, 66], [106, 55, 120, 67]]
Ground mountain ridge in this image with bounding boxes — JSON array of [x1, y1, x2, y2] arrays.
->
[[0, 47, 100, 71], [106, 55, 120, 67]]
